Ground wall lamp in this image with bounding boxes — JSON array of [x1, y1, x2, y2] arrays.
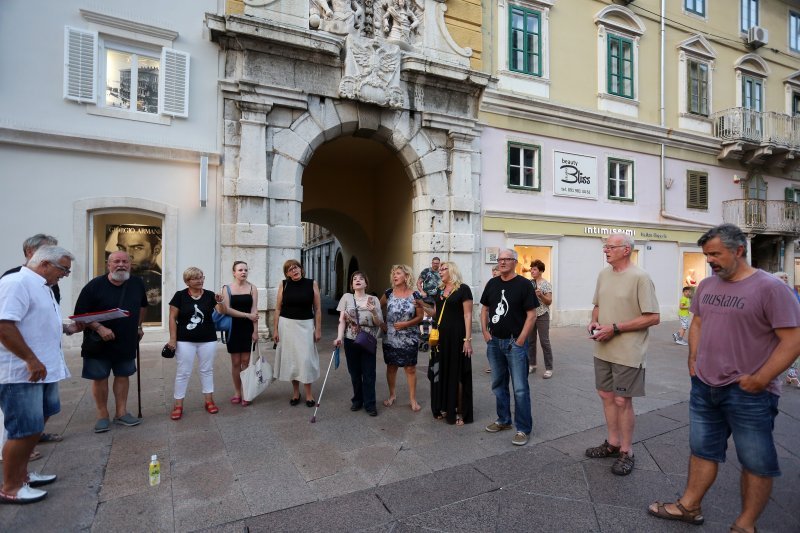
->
[[200, 154, 208, 207]]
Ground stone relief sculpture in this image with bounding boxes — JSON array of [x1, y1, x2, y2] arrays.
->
[[338, 35, 404, 108], [309, 0, 365, 35], [380, 0, 421, 49]]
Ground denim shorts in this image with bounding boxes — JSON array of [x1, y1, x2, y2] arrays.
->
[[82, 357, 137, 380], [0, 382, 61, 439], [689, 376, 780, 477]]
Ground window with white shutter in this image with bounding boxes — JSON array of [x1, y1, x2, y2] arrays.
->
[[159, 49, 190, 118], [63, 24, 189, 121], [63, 27, 98, 103]]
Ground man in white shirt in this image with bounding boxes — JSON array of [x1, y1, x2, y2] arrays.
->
[[0, 246, 82, 504]]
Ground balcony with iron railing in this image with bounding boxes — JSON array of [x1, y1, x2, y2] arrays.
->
[[712, 108, 800, 168], [722, 199, 800, 234]]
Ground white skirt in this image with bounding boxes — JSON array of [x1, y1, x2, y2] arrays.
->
[[274, 318, 320, 383]]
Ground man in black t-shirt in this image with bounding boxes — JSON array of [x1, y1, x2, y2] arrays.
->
[[480, 248, 538, 446], [74, 252, 147, 433]]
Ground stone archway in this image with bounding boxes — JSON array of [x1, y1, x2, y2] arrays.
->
[[208, 12, 488, 332]]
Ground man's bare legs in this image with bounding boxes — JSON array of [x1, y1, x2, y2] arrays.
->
[[1, 434, 39, 494], [597, 390, 634, 452], [92, 376, 130, 419]]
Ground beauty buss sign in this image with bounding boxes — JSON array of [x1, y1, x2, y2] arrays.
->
[[553, 150, 597, 199]]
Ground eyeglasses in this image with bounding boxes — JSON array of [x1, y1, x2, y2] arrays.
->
[[497, 257, 516, 262], [189, 276, 205, 281], [50, 262, 71, 275], [602, 245, 628, 250], [287, 265, 300, 271]]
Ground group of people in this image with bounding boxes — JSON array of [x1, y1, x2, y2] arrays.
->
[[1, 224, 798, 533]]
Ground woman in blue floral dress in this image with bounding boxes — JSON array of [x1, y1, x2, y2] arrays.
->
[[380, 264, 424, 411]]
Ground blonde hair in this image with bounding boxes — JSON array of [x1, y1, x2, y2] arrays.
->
[[438, 261, 463, 290], [389, 264, 414, 289], [183, 267, 204, 283]]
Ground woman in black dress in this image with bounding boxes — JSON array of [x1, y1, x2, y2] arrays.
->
[[420, 261, 474, 425], [217, 261, 258, 405]]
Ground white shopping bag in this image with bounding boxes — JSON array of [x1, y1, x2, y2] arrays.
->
[[240, 342, 273, 402]]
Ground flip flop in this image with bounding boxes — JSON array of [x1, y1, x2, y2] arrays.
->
[[1, 450, 42, 464], [39, 433, 63, 443]]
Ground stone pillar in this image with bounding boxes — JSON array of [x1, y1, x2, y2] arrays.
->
[[446, 132, 479, 289], [221, 100, 271, 335], [784, 236, 795, 285]]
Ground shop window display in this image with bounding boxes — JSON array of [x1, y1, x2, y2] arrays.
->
[[91, 213, 163, 325]]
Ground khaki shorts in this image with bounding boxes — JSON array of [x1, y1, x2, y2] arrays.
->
[[594, 357, 645, 397]]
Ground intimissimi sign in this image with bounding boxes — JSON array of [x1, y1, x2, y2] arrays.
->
[[584, 226, 635, 237]]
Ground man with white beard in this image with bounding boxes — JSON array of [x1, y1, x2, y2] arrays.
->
[[74, 252, 148, 433]]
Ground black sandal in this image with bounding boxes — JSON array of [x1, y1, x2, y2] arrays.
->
[[584, 440, 621, 458], [648, 499, 704, 525], [611, 452, 635, 475], [289, 397, 300, 406], [306, 399, 316, 408]]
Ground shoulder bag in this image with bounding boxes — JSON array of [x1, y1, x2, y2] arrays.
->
[[353, 295, 378, 355], [240, 342, 273, 402], [428, 292, 449, 348], [211, 285, 233, 343]]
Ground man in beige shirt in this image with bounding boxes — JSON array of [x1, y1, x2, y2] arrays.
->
[[587, 232, 660, 476]]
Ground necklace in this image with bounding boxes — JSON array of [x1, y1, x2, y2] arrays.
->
[[188, 290, 203, 300]]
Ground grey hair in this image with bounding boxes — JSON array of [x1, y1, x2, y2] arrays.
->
[[608, 232, 634, 249], [27, 245, 74, 267], [498, 248, 518, 260], [697, 224, 747, 258], [23, 234, 58, 255]]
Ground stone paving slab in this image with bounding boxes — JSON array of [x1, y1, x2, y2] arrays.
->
[[2, 321, 799, 532]]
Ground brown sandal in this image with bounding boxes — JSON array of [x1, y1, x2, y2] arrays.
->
[[585, 440, 621, 458], [648, 500, 704, 525]]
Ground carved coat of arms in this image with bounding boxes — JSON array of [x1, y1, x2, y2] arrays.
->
[[338, 35, 404, 108]]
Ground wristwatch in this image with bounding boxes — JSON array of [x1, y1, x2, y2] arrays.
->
[[612, 323, 621, 335]]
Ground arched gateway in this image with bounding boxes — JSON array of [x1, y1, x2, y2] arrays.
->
[[207, 1, 488, 330]]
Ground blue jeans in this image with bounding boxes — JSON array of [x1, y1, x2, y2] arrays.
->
[[344, 338, 376, 411], [689, 376, 780, 477], [0, 382, 61, 439], [487, 337, 532, 435]]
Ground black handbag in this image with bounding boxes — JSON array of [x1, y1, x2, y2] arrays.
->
[[161, 344, 176, 358], [81, 330, 106, 357]]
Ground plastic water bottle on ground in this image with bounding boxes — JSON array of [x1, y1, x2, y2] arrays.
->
[[148, 455, 161, 486]]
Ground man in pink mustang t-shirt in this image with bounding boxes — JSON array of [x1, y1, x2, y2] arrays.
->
[[648, 224, 800, 533]]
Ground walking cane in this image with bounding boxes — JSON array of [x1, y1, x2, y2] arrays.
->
[[136, 342, 142, 418], [310, 347, 339, 423]]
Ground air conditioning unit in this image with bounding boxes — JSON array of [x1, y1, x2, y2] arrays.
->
[[747, 26, 768, 48]]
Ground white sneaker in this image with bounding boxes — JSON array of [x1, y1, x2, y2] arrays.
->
[[0, 483, 47, 504], [528, 365, 536, 374], [677, 339, 688, 346], [27, 472, 57, 487], [672, 332, 679, 342], [543, 370, 553, 379]]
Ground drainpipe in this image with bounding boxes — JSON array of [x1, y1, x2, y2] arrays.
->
[[658, 0, 713, 228]]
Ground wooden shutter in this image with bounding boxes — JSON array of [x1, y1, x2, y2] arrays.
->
[[63, 27, 97, 103], [785, 187, 797, 203], [687, 172, 708, 209], [159, 48, 190, 118]]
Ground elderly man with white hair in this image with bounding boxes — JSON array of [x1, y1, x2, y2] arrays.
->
[[0, 246, 82, 503], [587, 232, 660, 476]]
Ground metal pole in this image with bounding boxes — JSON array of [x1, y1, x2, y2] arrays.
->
[[136, 343, 142, 418]]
